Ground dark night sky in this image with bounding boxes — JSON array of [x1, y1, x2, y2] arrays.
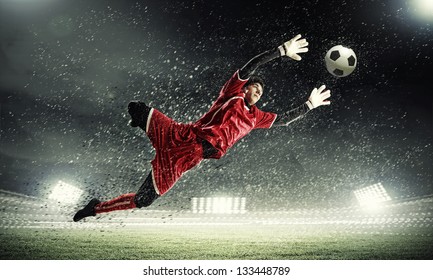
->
[[0, 0, 432, 209]]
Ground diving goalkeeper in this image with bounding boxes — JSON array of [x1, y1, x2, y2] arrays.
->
[[73, 34, 331, 222]]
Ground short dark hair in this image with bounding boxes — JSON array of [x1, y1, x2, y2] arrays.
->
[[244, 75, 264, 89]]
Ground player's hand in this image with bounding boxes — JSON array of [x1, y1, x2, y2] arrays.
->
[[278, 34, 309, 61], [306, 85, 331, 109]]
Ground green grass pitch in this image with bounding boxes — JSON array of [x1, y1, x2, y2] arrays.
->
[[1, 225, 432, 259]]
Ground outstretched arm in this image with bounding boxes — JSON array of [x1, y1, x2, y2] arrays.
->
[[239, 34, 309, 79], [273, 85, 331, 127]]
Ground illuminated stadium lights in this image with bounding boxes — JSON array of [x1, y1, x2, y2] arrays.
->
[[191, 197, 246, 214], [409, 0, 433, 22], [354, 183, 392, 211], [48, 181, 83, 205]]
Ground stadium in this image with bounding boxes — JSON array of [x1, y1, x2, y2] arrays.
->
[[1, 0, 432, 262], [1, 184, 432, 259]]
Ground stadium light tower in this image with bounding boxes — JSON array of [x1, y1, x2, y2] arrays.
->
[[353, 183, 392, 211], [48, 180, 83, 205]]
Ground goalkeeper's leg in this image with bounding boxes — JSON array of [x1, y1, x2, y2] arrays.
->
[[73, 173, 159, 222]]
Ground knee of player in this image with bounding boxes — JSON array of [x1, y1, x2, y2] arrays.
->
[[134, 195, 155, 208]]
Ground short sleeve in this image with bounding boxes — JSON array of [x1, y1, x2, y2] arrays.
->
[[254, 109, 277, 129], [219, 70, 249, 99]]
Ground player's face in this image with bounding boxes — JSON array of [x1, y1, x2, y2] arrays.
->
[[244, 83, 263, 105]]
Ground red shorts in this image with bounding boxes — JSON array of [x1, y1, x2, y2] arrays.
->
[[146, 109, 204, 195]]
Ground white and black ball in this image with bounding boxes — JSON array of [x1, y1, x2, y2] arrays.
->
[[324, 45, 357, 77]]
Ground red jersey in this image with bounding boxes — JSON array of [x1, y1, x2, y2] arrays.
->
[[193, 70, 277, 159]]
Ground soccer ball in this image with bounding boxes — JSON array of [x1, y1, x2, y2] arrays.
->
[[324, 45, 357, 77]]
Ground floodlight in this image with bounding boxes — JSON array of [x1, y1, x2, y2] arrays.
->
[[354, 183, 392, 211], [191, 197, 247, 214], [48, 180, 83, 205], [409, 0, 433, 22]]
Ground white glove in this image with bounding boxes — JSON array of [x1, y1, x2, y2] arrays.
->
[[306, 85, 331, 109], [278, 34, 309, 61]]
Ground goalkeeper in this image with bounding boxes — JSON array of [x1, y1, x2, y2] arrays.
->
[[74, 34, 331, 222]]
